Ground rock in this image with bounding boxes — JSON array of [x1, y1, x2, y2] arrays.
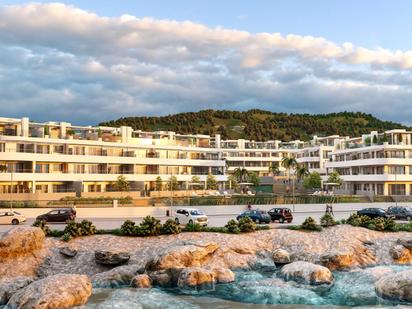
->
[[59, 246, 77, 258], [92, 264, 144, 288], [252, 258, 277, 272], [211, 267, 235, 283], [149, 269, 181, 288], [95, 250, 130, 266], [281, 261, 334, 285], [320, 252, 354, 270], [131, 274, 152, 288], [272, 248, 291, 264], [375, 270, 412, 302], [177, 267, 215, 290], [7, 274, 92, 309], [0, 277, 34, 305], [149, 243, 218, 270], [0, 227, 44, 258], [390, 245, 412, 263], [356, 266, 394, 281], [397, 238, 412, 249]]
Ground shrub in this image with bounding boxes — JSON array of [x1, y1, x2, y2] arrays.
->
[[301, 217, 322, 231], [184, 222, 203, 232], [256, 224, 270, 231], [238, 217, 256, 233], [384, 217, 396, 231], [138, 216, 161, 236], [320, 213, 336, 227], [48, 230, 65, 237], [63, 220, 96, 237], [120, 220, 137, 236], [161, 219, 181, 235], [62, 233, 72, 242], [202, 226, 228, 233], [32, 219, 51, 236], [225, 219, 240, 234]]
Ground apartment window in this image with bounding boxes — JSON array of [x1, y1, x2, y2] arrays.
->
[[0, 143, 5, 152], [73, 164, 85, 174], [36, 185, 48, 193], [52, 163, 63, 173], [389, 184, 406, 195], [377, 184, 384, 195], [376, 166, 384, 174], [388, 166, 405, 174], [35, 163, 49, 173]]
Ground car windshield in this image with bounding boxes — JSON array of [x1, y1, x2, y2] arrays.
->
[[190, 210, 204, 216], [13, 211, 21, 215]]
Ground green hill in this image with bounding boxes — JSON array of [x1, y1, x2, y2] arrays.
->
[[99, 109, 410, 142]]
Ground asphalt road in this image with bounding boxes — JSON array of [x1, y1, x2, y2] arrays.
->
[[0, 208, 373, 233]]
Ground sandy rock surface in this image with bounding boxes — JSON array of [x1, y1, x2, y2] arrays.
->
[[280, 261, 334, 285], [375, 270, 412, 302]]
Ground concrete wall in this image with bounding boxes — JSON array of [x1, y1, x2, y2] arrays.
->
[[0, 192, 76, 201], [2, 202, 408, 219]]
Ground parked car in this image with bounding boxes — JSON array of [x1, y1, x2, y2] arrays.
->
[[236, 210, 271, 224], [0, 211, 26, 225], [36, 208, 76, 223], [268, 207, 293, 223], [174, 208, 208, 226], [387, 206, 412, 221], [357, 208, 393, 219]]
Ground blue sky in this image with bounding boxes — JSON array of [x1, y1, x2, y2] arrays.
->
[[0, 1, 412, 124]]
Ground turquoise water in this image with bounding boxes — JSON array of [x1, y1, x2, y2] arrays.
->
[[81, 266, 412, 309]]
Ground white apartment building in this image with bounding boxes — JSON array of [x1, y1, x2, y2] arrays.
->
[[326, 129, 412, 196], [0, 117, 226, 197]]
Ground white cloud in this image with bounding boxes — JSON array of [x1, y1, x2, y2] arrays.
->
[[0, 3, 412, 124]]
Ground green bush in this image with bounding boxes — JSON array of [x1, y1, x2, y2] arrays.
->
[[256, 224, 270, 230], [138, 216, 161, 236], [32, 219, 51, 236], [238, 217, 256, 233], [301, 217, 322, 231], [320, 213, 336, 227], [48, 230, 65, 237], [184, 222, 203, 232], [202, 226, 228, 233], [62, 233, 72, 242], [63, 220, 96, 237], [225, 219, 240, 234], [120, 220, 138, 236], [161, 219, 181, 235]]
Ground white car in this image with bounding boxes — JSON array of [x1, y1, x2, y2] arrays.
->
[[0, 211, 27, 225], [175, 208, 208, 226]]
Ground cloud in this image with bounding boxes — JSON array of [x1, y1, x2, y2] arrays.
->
[[0, 3, 412, 124]]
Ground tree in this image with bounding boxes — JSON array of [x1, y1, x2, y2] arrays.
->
[[248, 172, 260, 187], [372, 135, 378, 145], [155, 176, 163, 191], [268, 163, 280, 176], [206, 173, 218, 190], [303, 172, 322, 189], [167, 176, 179, 191], [227, 174, 239, 190], [233, 167, 249, 183], [0, 164, 7, 173], [114, 175, 130, 191], [281, 157, 298, 184], [190, 175, 201, 190], [296, 165, 309, 180], [327, 171, 343, 186]]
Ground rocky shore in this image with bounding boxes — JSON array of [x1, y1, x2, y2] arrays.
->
[[1, 225, 412, 308]]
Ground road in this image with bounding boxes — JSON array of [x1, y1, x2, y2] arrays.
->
[[0, 208, 366, 233]]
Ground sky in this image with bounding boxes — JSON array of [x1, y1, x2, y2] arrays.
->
[[0, 1, 412, 125]]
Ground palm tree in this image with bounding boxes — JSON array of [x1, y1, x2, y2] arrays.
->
[[296, 165, 309, 181], [233, 167, 249, 183], [281, 157, 298, 184], [268, 163, 280, 177]]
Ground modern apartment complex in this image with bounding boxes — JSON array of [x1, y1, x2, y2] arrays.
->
[[1, 116, 412, 199]]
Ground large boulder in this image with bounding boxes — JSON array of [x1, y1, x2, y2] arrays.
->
[[375, 270, 412, 302], [390, 245, 412, 263], [272, 248, 291, 265], [0, 277, 34, 305], [148, 269, 182, 288], [92, 264, 144, 288], [95, 250, 130, 266], [149, 243, 218, 270], [280, 261, 334, 285], [0, 227, 44, 258], [320, 252, 354, 270], [397, 238, 412, 249], [7, 274, 92, 309], [131, 274, 152, 288], [177, 267, 215, 290]]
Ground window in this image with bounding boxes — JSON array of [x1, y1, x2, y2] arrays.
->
[[389, 184, 406, 195], [388, 166, 405, 174]]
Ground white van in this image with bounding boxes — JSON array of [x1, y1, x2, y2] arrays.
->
[[174, 208, 208, 226]]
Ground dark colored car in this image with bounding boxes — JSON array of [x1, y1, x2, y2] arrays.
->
[[357, 208, 393, 219], [236, 210, 271, 224], [268, 208, 293, 223], [387, 206, 412, 221], [36, 208, 76, 223]]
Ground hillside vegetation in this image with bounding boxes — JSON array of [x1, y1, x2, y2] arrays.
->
[[99, 109, 409, 142]]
